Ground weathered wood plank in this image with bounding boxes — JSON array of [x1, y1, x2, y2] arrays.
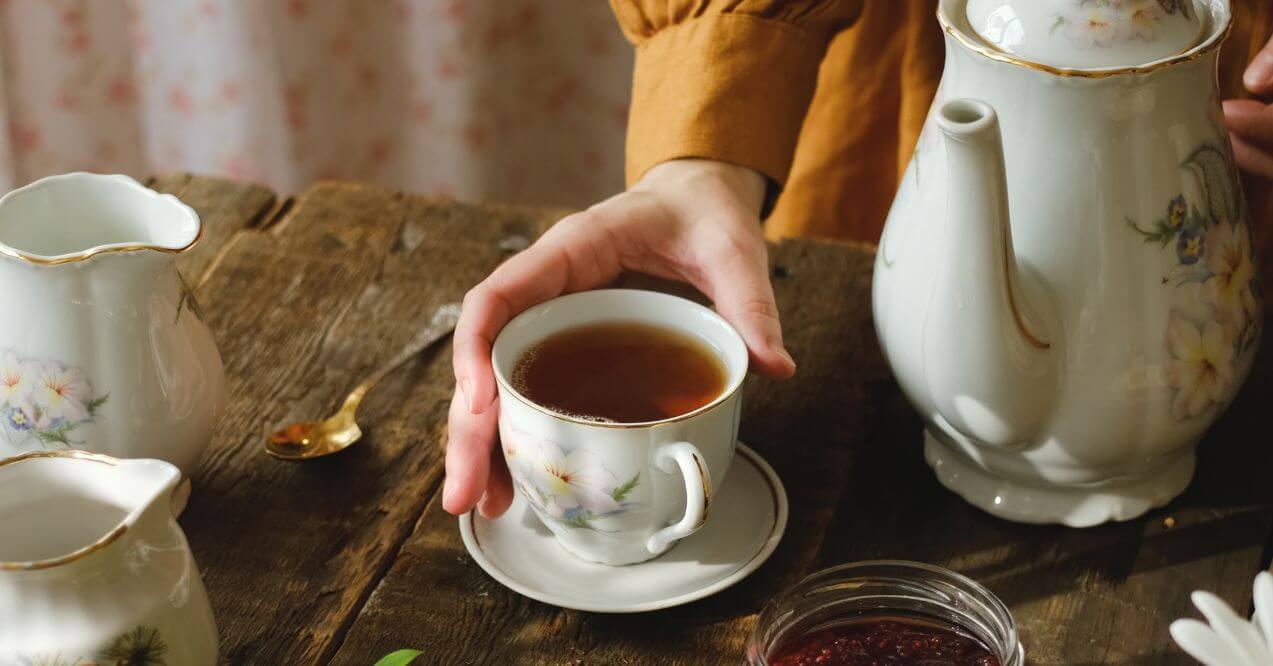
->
[[177, 183, 565, 664], [147, 173, 278, 286]]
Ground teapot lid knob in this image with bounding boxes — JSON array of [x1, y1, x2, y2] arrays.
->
[[963, 0, 1207, 71]]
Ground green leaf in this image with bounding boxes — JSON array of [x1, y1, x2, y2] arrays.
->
[[1050, 15, 1066, 34], [560, 513, 595, 530], [1126, 217, 1175, 248], [611, 473, 640, 502], [1184, 145, 1237, 226], [374, 649, 424, 666], [35, 427, 71, 446], [86, 393, 109, 417]]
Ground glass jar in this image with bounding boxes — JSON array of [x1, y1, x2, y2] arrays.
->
[[747, 560, 1024, 665]]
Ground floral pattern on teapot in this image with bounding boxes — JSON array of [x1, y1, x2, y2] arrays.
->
[[1129, 144, 1261, 421], [0, 349, 107, 450], [1052, 0, 1195, 48], [503, 427, 641, 532], [15, 625, 168, 666]]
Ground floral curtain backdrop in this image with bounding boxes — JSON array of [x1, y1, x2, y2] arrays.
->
[[0, 0, 632, 208]]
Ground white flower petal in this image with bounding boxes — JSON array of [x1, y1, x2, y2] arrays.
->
[[59, 397, 90, 423], [1192, 591, 1271, 666], [550, 491, 579, 512], [562, 449, 616, 490], [544, 496, 567, 519], [1186, 383, 1212, 418], [1167, 359, 1197, 390], [1171, 384, 1197, 420], [1253, 572, 1273, 652], [1, 351, 21, 377], [59, 366, 90, 401], [1207, 223, 1237, 275], [1171, 619, 1245, 666], [1169, 316, 1203, 362], [535, 436, 567, 472], [571, 484, 621, 515]]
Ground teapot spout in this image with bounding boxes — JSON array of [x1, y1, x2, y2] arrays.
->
[[924, 99, 1060, 448]]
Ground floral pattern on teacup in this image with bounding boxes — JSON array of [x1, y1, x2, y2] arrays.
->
[[0, 349, 107, 449], [1130, 144, 1261, 420], [503, 427, 639, 531], [14, 625, 168, 666], [1052, 0, 1194, 48]]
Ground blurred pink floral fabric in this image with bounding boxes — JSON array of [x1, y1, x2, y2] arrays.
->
[[0, 0, 632, 207]]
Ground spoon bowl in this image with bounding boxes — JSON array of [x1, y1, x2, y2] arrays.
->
[[266, 412, 361, 460], [265, 302, 460, 461]]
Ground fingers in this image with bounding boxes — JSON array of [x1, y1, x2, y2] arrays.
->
[[478, 445, 514, 519], [1225, 100, 1273, 179], [452, 213, 622, 416], [1244, 33, 1273, 97], [692, 226, 796, 380], [1225, 99, 1273, 147], [1232, 133, 1273, 180], [442, 386, 498, 515]]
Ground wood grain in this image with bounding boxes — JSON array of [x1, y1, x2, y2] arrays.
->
[[176, 182, 566, 664], [161, 176, 1273, 665], [148, 173, 278, 286]]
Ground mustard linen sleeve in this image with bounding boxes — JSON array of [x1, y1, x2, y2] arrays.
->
[[610, 1, 864, 188]]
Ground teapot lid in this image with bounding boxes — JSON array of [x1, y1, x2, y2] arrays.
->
[[964, 0, 1206, 70]]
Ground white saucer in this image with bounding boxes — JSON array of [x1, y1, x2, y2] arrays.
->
[[459, 443, 788, 613]]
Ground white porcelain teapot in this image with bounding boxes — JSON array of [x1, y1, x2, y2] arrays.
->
[[873, 0, 1257, 526], [0, 173, 225, 474], [0, 450, 218, 664]]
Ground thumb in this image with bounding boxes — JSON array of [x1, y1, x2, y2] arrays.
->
[[697, 234, 796, 380]]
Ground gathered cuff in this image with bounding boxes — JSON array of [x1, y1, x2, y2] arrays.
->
[[625, 13, 828, 189]]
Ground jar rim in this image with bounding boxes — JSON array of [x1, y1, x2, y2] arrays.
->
[[747, 560, 1023, 665]]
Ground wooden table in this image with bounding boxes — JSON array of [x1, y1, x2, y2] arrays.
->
[[156, 174, 1273, 665]]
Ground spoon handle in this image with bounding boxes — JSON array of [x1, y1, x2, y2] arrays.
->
[[344, 302, 462, 411]]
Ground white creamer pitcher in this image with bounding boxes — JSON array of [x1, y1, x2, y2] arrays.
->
[[0, 173, 225, 473], [0, 450, 217, 664]]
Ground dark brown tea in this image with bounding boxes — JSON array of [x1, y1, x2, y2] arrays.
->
[[512, 321, 727, 423]]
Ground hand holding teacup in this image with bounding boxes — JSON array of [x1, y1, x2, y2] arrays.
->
[[442, 159, 796, 523]]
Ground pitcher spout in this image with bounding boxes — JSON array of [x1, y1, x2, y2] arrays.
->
[[0, 451, 181, 571], [923, 99, 1061, 448], [0, 173, 201, 267]]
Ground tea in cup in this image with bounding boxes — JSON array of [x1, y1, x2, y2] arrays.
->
[[492, 289, 746, 565]]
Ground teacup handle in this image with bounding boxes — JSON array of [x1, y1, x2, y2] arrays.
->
[[646, 441, 712, 555]]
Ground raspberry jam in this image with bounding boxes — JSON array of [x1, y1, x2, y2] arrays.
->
[[747, 562, 1021, 666], [768, 616, 1001, 666]]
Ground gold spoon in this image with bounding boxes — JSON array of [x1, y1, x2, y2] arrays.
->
[[266, 302, 462, 461]]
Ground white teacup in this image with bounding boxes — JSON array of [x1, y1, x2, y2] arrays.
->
[[492, 289, 747, 565]]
